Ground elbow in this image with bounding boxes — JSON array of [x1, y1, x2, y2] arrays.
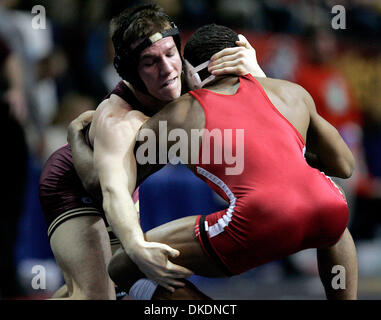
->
[[345, 152, 356, 178], [340, 166, 354, 179], [339, 156, 355, 179]]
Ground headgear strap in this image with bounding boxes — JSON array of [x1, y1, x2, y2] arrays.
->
[[112, 5, 182, 93], [132, 27, 180, 58]]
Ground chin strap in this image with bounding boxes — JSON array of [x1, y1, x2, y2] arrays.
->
[[184, 59, 216, 90]]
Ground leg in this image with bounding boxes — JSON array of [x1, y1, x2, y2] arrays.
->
[[108, 215, 227, 299], [51, 284, 68, 298], [316, 184, 358, 300], [317, 228, 358, 300], [49, 215, 116, 300]]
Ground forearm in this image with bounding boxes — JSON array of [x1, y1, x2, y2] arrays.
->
[[102, 186, 144, 253], [69, 127, 101, 198], [305, 93, 355, 178], [310, 133, 355, 178]]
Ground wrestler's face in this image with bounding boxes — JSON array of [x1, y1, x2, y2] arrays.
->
[[138, 37, 182, 102]]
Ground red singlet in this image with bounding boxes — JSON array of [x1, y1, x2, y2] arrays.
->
[[190, 74, 349, 275]]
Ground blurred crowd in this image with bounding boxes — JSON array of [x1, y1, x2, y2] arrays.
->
[[1, 0, 381, 299]]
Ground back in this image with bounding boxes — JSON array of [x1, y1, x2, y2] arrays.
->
[[190, 74, 308, 195], [188, 74, 348, 274]]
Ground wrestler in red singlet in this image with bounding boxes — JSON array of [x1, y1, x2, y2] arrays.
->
[[191, 74, 349, 275]]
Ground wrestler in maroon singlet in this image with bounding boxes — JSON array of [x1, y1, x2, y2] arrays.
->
[[39, 81, 140, 241]]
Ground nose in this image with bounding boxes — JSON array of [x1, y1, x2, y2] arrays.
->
[[159, 57, 174, 77]]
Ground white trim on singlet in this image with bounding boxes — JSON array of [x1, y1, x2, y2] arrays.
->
[[196, 166, 237, 238], [320, 172, 347, 202]]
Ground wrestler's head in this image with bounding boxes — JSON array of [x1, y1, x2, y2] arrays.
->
[[183, 24, 239, 90], [110, 4, 182, 102]]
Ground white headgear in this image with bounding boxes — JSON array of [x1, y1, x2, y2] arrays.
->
[[184, 59, 216, 90]]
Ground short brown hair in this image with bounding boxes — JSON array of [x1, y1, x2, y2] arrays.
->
[[111, 4, 179, 92], [110, 4, 171, 51]]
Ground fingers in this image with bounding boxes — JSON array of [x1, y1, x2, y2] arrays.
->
[[210, 65, 246, 77], [161, 244, 180, 258], [237, 34, 253, 50], [78, 110, 95, 123], [167, 260, 194, 278], [209, 59, 241, 72], [139, 242, 195, 292], [161, 245, 194, 277], [211, 47, 242, 62], [157, 282, 176, 293], [160, 277, 186, 291], [209, 50, 247, 71], [69, 111, 95, 134]]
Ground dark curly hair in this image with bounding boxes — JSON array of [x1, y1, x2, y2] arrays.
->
[[184, 24, 239, 79]]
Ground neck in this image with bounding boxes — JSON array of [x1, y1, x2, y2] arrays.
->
[[124, 81, 167, 115], [203, 75, 238, 89]]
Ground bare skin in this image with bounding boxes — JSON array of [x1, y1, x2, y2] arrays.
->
[[48, 34, 263, 299], [49, 216, 116, 300], [93, 74, 357, 299], [66, 25, 356, 298], [79, 37, 269, 294], [316, 186, 358, 300]]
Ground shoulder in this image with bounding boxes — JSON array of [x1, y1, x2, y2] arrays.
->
[[92, 96, 147, 142], [97, 94, 132, 117], [152, 93, 195, 126], [96, 95, 147, 127], [259, 77, 314, 110], [259, 77, 308, 98], [163, 93, 194, 109]]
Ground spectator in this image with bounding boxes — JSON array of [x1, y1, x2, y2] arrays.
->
[[0, 34, 28, 299]]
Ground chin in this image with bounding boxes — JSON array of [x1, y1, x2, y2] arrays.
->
[[160, 88, 181, 102]]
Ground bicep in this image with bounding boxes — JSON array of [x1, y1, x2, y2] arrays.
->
[[94, 144, 131, 193]]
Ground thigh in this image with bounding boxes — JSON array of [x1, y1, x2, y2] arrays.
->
[[145, 216, 227, 277], [50, 215, 116, 299]]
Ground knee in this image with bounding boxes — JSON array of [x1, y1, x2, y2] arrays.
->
[[107, 249, 143, 291], [65, 277, 116, 300], [107, 255, 118, 284], [107, 249, 130, 287]]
